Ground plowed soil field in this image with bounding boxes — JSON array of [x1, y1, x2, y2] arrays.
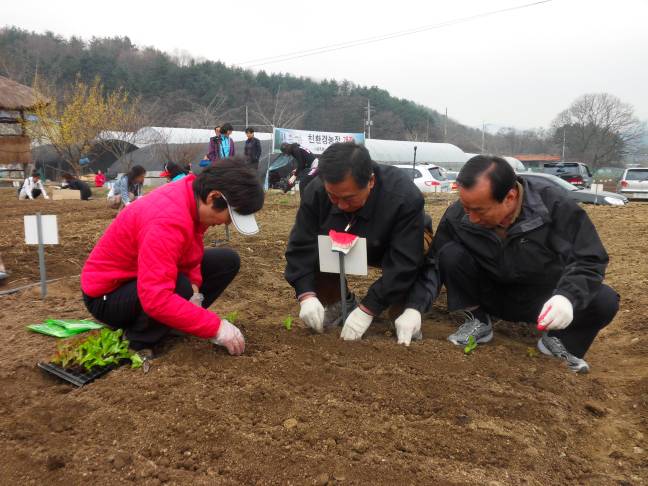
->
[[0, 187, 646, 485]]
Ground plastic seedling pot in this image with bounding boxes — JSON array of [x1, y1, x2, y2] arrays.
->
[[38, 362, 117, 387]]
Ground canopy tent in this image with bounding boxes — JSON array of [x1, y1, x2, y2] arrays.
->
[[364, 139, 468, 169]]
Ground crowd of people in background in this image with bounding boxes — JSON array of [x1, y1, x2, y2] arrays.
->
[[17, 123, 269, 206]]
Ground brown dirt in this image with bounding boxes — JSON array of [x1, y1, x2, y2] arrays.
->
[[0, 188, 646, 485]]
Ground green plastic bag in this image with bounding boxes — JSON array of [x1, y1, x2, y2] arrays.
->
[[45, 319, 104, 331], [27, 319, 103, 338]]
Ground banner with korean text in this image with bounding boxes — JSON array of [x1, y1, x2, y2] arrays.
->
[[273, 128, 365, 155]]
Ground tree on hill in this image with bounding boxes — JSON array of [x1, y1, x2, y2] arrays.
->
[[552, 93, 645, 169]]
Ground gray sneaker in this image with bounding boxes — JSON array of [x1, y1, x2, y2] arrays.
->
[[323, 294, 358, 328], [448, 311, 493, 346], [537, 334, 590, 374]]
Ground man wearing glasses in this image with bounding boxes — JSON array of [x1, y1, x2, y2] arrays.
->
[[284, 142, 436, 346]]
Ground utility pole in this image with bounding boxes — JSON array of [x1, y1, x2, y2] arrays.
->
[[245, 105, 249, 128], [364, 99, 374, 139], [561, 127, 566, 161], [481, 122, 486, 153], [444, 107, 448, 142]]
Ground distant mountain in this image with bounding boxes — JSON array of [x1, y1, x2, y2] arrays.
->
[[0, 26, 551, 155]]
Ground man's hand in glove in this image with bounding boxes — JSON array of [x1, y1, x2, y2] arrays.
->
[[395, 308, 422, 346], [537, 295, 573, 331], [340, 306, 373, 341], [299, 296, 325, 333], [209, 319, 245, 355]]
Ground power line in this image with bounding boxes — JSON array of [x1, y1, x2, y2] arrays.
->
[[237, 0, 553, 68]]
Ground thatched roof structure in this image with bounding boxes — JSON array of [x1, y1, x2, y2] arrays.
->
[[0, 75, 47, 111]]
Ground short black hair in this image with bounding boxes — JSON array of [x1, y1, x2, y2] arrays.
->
[[221, 123, 233, 133], [280, 143, 294, 154], [456, 155, 516, 202], [318, 142, 373, 188], [164, 162, 188, 179], [63, 172, 75, 181], [127, 165, 146, 184], [193, 157, 264, 215], [31, 170, 40, 178], [245, 127, 255, 134]]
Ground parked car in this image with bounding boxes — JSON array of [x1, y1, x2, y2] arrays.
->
[[394, 164, 450, 193], [518, 172, 627, 206], [445, 170, 459, 192], [542, 162, 593, 188], [617, 167, 648, 200]]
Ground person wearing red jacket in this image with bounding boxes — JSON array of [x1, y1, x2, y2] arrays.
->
[[81, 158, 264, 355], [95, 170, 106, 188]]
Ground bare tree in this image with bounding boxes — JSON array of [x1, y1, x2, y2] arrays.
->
[[250, 87, 305, 129], [172, 93, 230, 128], [94, 96, 150, 166], [155, 143, 205, 166], [552, 93, 646, 169]]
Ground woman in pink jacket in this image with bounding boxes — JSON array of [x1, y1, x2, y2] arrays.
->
[[81, 158, 263, 356]]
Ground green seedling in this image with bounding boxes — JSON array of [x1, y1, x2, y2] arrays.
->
[[526, 347, 539, 358], [283, 316, 293, 331], [51, 328, 143, 371], [463, 335, 478, 355], [224, 311, 239, 324]]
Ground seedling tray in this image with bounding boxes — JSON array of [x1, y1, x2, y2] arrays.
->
[[38, 362, 116, 387]]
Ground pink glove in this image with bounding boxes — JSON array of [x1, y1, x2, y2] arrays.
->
[[210, 319, 245, 355]]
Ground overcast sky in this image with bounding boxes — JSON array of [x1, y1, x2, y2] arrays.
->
[[3, 0, 647, 131]]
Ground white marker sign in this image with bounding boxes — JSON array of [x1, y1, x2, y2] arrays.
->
[[318, 235, 368, 276], [24, 215, 59, 245]]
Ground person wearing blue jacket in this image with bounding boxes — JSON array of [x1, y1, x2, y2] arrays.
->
[[108, 165, 146, 209]]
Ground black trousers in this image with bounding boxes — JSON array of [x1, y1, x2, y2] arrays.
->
[[83, 248, 240, 350], [438, 241, 619, 358]]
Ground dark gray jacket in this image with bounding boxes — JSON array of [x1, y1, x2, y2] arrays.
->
[[433, 177, 609, 310]]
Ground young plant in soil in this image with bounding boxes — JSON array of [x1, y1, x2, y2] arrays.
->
[[283, 316, 293, 331], [224, 311, 239, 324], [464, 335, 478, 355], [51, 328, 143, 372]]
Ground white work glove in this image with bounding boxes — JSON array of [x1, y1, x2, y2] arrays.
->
[[395, 308, 422, 346], [340, 307, 374, 341], [537, 295, 573, 331], [299, 297, 325, 333], [209, 319, 245, 355], [189, 292, 204, 307]]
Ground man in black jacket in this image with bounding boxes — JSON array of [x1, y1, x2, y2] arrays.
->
[[285, 142, 436, 345], [280, 143, 318, 195], [436, 155, 618, 373], [244, 127, 262, 170]]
